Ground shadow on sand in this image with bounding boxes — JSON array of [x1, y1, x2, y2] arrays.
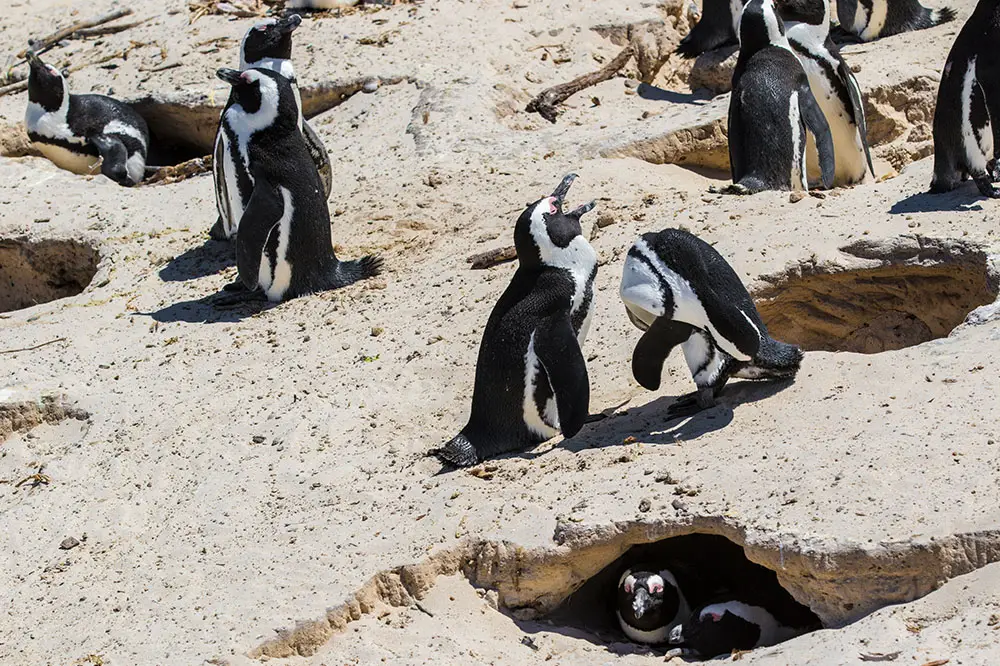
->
[[159, 238, 234, 282], [890, 187, 986, 215]]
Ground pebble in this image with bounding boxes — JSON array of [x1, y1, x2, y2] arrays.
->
[[672, 499, 688, 512], [59, 537, 80, 550], [789, 191, 806, 203], [638, 498, 651, 513], [362, 78, 380, 93]]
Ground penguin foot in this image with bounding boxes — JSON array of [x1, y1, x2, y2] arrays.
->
[[431, 434, 479, 468], [665, 389, 717, 419], [973, 176, 1000, 199], [210, 288, 268, 307], [209, 217, 229, 241], [222, 280, 248, 293], [710, 183, 751, 196]]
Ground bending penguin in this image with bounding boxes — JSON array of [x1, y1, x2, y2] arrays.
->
[[667, 600, 802, 658], [212, 14, 332, 240], [676, 0, 743, 58], [434, 175, 597, 468], [619, 229, 803, 419], [24, 51, 148, 186], [779, 0, 875, 186], [930, 0, 1000, 198], [726, 0, 835, 194], [213, 68, 381, 303], [617, 567, 690, 645], [836, 0, 955, 42]]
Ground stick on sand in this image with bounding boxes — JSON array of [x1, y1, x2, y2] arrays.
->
[[525, 45, 633, 123]]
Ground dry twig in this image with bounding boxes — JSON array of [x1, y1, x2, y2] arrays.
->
[[17, 9, 134, 60], [467, 245, 517, 269], [525, 45, 633, 123], [0, 337, 67, 354], [142, 156, 213, 186]]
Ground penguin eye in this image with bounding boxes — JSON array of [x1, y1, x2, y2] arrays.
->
[[547, 198, 557, 214], [708, 613, 722, 622], [649, 582, 664, 594], [256, 25, 268, 31], [624, 581, 633, 594]]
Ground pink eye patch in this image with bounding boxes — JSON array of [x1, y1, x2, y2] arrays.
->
[[548, 198, 557, 214]]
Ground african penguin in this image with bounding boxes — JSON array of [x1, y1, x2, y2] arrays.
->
[[211, 14, 332, 241], [24, 51, 148, 186], [676, 0, 744, 58], [433, 174, 597, 468], [779, 0, 875, 186], [668, 600, 801, 658], [213, 68, 381, 304], [930, 0, 1000, 198], [726, 0, 835, 194], [619, 229, 803, 419], [836, 0, 956, 42], [617, 567, 690, 645]]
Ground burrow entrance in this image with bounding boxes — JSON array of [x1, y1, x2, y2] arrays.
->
[[546, 534, 820, 658], [754, 255, 998, 354], [0, 238, 99, 313]]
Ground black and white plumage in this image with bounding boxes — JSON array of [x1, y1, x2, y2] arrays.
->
[[434, 175, 597, 468], [667, 600, 801, 658], [617, 567, 690, 645], [726, 0, 835, 194], [619, 229, 803, 419], [779, 0, 874, 186], [211, 14, 332, 241], [676, 0, 744, 58], [836, 0, 956, 42], [213, 68, 381, 304], [930, 0, 1000, 198], [24, 52, 148, 186]]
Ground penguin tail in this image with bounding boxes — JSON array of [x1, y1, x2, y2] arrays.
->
[[430, 433, 479, 468], [329, 254, 384, 288], [931, 6, 957, 26], [739, 337, 804, 380]]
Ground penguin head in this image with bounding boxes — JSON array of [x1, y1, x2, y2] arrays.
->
[[773, 0, 827, 26], [617, 569, 683, 633], [240, 14, 301, 68], [513, 173, 595, 270], [26, 51, 67, 112], [737, 0, 787, 53], [217, 67, 298, 130], [668, 603, 766, 658]]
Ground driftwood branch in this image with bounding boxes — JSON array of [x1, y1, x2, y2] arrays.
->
[[0, 337, 66, 355], [142, 155, 213, 186], [18, 8, 134, 59], [468, 245, 517, 269], [73, 18, 150, 39], [526, 45, 634, 123]]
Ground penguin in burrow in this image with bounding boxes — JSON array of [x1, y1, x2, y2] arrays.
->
[[616, 566, 691, 644], [835, 0, 956, 43], [667, 598, 804, 658]]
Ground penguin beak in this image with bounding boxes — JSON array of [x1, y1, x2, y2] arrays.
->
[[278, 14, 302, 33], [26, 50, 43, 70], [550, 173, 577, 207], [632, 587, 651, 619], [567, 201, 596, 219], [216, 68, 244, 86]]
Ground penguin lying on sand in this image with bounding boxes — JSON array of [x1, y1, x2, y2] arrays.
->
[[620, 229, 803, 419], [779, 0, 874, 187], [676, 0, 742, 58], [212, 14, 332, 240], [931, 0, 1000, 198], [668, 599, 802, 658], [24, 51, 148, 186], [726, 0, 835, 194], [836, 0, 955, 43], [434, 175, 597, 468], [617, 567, 690, 644], [213, 68, 381, 304]]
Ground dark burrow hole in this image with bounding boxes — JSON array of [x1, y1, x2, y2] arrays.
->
[[0, 238, 100, 313], [755, 262, 998, 353], [546, 534, 820, 659], [130, 98, 218, 168]]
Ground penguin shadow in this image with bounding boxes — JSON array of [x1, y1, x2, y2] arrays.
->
[[890, 188, 986, 214], [560, 379, 796, 453], [139, 293, 273, 324], [636, 83, 714, 105], [158, 237, 235, 282]]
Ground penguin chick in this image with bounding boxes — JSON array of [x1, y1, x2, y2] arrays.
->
[[213, 68, 381, 304], [836, 0, 956, 43], [24, 51, 148, 186], [620, 228, 803, 420], [617, 568, 690, 645], [433, 174, 597, 468], [668, 600, 801, 658], [725, 0, 835, 194], [930, 0, 1000, 198]]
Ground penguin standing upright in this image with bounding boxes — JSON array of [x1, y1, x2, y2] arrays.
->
[[676, 0, 743, 57], [24, 52, 148, 186], [211, 14, 332, 240], [619, 229, 803, 418], [779, 0, 875, 186], [213, 68, 381, 303], [434, 175, 597, 468], [836, 0, 956, 42], [617, 567, 690, 645], [668, 599, 802, 658], [931, 0, 1000, 198], [726, 0, 835, 193]]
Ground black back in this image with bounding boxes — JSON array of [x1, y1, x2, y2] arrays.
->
[[678, 607, 762, 657]]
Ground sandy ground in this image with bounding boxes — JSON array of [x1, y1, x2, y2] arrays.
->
[[1, 0, 999, 665]]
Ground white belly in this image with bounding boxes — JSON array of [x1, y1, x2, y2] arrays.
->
[[34, 142, 100, 176], [522, 333, 561, 439], [798, 58, 867, 186]]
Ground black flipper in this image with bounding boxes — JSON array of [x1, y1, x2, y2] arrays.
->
[[534, 316, 590, 439], [212, 130, 231, 236], [836, 52, 874, 178], [727, 87, 744, 185], [799, 86, 836, 190], [236, 175, 284, 290], [90, 134, 132, 186], [632, 318, 696, 391], [209, 216, 228, 241], [301, 119, 332, 198]]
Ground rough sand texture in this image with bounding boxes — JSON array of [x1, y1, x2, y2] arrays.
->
[[1, 1, 999, 665]]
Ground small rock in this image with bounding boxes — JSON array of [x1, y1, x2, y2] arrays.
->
[[525, 71, 542, 84], [252, 435, 266, 444], [59, 537, 80, 550], [371, 327, 384, 337], [513, 0, 528, 7], [484, 589, 500, 610], [596, 212, 617, 228], [638, 498, 652, 513], [789, 191, 806, 203], [671, 498, 688, 512], [362, 77, 379, 93]]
